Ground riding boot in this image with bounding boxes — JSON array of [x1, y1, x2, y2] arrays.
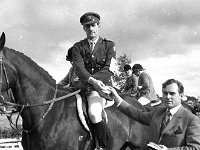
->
[[93, 121, 113, 150]]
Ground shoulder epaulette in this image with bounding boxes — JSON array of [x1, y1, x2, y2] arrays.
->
[[74, 39, 86, 46], [102, 37, 113, 42]]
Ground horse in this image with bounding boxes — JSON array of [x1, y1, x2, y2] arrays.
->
[[0, 32, 150, 150]]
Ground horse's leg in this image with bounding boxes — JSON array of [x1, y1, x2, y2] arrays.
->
[[21, 132, 30, 150]]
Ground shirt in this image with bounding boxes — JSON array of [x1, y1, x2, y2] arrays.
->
[[168, 104, 181, 120], [88, 37, 99, 51]]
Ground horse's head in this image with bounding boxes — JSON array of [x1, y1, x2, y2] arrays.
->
[[0, 32, 8, 102], [0, 32, 18, 109]]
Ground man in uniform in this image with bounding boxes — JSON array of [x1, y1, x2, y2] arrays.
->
[[71, 12, 116, 150]]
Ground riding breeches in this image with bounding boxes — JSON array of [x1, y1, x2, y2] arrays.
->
[[87, 91, 106, 123], [138, 96, 150, 105]]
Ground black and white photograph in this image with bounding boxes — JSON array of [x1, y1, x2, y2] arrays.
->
[[0, 0, 200, 150]]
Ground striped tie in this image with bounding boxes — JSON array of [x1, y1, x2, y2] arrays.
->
[[160, 110, 171, 132], [90, 41, 95, 51]]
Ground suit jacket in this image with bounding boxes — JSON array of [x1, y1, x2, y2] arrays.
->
[[138, 71, 157, 101], [118, 101, 200, 150], [72, 37, 116, 86]]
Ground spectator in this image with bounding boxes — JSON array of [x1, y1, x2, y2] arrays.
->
[[121, 64, 138, 97], [58, 47, 78, 89], [108, 79, 200, 150], [132, 64, 157, 105]]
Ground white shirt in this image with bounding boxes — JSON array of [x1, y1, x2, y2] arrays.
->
[[88, 37, 99, 51], [168, 104, 181, 120]]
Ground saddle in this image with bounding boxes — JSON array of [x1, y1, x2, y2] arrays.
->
[[65, 83, 114, 150]]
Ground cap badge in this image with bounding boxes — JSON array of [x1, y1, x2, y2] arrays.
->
[[88, 16, 92, 20]]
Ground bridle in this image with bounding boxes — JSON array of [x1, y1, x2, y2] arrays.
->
[[0, 50, 13, 111], [0, 32, 10, 108]]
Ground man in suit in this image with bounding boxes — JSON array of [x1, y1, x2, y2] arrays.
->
[[132, 64, 157, 105], [71, 12, 116, 150], [108, 79, 200, 150]]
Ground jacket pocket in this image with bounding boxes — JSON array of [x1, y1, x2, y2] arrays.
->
[[174, 126, 182, 135]]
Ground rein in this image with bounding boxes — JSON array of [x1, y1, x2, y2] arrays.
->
[[4, 87, 81, 134], [1, 89, 81, 108], [23, 86, 79, 134]]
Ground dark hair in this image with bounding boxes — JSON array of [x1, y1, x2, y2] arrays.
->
[[124, 64, 131, 71], [162, 79, 184, 94], [132, 64, 144, 72], [66, 47, 73, 61]]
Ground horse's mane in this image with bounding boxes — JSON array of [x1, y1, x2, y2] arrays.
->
[[4, 47, 56, 84]]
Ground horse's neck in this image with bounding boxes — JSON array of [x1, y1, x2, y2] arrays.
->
[[7, 49, 56, 103]]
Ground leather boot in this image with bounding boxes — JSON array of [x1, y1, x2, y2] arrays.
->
[[93, 121, 113, 150]]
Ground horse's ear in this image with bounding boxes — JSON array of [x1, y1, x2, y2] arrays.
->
[[0, 32, 6, 50]]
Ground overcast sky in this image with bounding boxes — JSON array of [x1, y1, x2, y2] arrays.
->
[[1, 0, 200, 97]]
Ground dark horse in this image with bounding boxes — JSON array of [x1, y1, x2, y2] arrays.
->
[[0, 32, 150, 150]]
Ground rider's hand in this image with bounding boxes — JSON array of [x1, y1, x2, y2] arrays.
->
[[88, 77, 106, 91], [107, 87, 118, 98]]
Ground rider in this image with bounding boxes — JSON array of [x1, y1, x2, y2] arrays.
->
[[121, 64, 138, 97], [132, 64, 158, 105], [71, 12, 116, 150], [58, 47, 78, 89]]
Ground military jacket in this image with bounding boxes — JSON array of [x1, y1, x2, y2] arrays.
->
[[72, 37, 116, 86]]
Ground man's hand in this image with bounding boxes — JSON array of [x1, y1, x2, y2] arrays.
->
[[107, 86, 123, 106], [88, 77, 106, 91], [147, 142, 168, 150], [159, 145, 168, 150], [147, 142, 161, 150]]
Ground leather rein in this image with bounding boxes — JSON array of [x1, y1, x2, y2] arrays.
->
[[0, 49, 81, 134]]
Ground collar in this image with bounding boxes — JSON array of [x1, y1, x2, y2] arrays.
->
[[168, 104, 181, 116], [88, 37, 99, 45]]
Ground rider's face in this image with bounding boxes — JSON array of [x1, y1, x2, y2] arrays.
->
[[125, 70, 132, 76], [133, 70, 140, 77], [83, 23, 100, 40]]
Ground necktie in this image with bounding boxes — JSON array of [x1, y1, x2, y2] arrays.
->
[[160, 110, 171, 132], [90, 41, 95, 51]]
